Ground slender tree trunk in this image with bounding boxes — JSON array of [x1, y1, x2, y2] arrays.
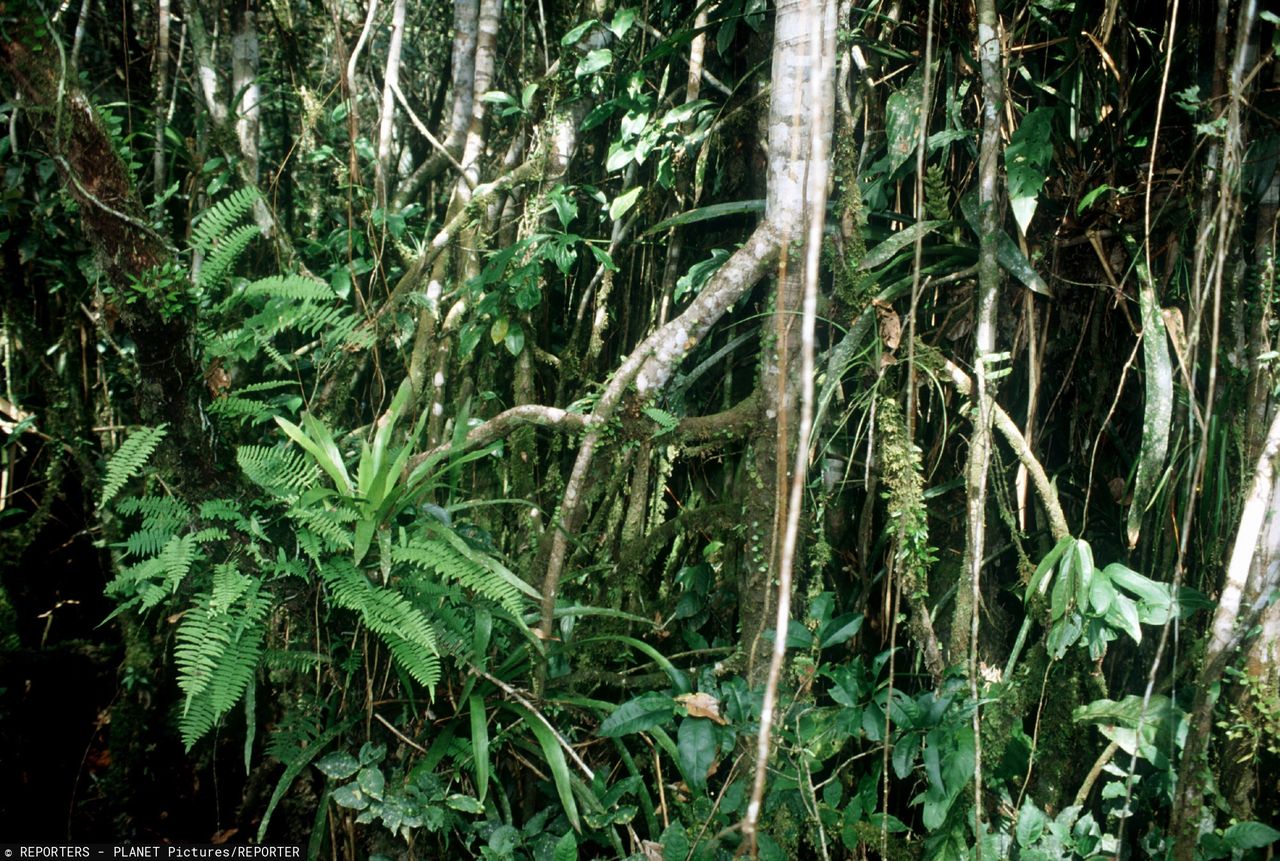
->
[[1171, 406, 1280, 856], [738, 0, 837, 676]]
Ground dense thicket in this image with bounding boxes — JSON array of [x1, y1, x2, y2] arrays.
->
[[1, 0, 1277, 858]]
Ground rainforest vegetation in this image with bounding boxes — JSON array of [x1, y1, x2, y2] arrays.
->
[[1, 0, 1278, 857]]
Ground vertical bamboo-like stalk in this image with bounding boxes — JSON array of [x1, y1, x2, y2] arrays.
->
[[743, 0, 835, 851], [375, 0, 406, 209], [1169, 1, 1261, 852], [953, 0, 1005, 849], [152, 0, 170, 205]]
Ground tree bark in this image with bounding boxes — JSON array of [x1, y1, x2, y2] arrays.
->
[[1, 24, 216, 494]]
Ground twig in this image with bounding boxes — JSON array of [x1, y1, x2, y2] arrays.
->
[[470, 666, 594, 781], [389, 78, 471, 186], [373, 712, 427, 754]]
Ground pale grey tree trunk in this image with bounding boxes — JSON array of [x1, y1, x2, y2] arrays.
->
[[737, 0, 837, 676]]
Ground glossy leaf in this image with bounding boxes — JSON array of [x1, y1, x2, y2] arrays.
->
[[598, 691, 676, 737], [676, 716, 717, 793]]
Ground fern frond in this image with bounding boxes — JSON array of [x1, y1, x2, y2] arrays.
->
[[197, 223, 260, 292], [237, 445, 320, 498], [105, 557, 163, 600], [155, 530, 223, 593], [265, 700, 325, 764], [174, 573, 270, 749], [231, 380, 299, 395], [382, 633, 443, 688], [319, 560, 440, 689], [117, 494, 191, 523], [208, 381, 302, 427], [100, 425, 168, 508], [199, 498, 246, 523], [393, 538, 524, 615], [261, 649, 327, 672], [190, 188, 260, 252], [124, 529, 173, 558], [261, 343, 295, 372], [208, 395, 279, 426], [244, 274, 335, 302], [209, 561, 251, 612], [287, 505, 356, 551]]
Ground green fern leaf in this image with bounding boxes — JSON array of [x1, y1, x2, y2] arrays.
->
[[393, 537, 525, 615], [174, 572, 270, 749], [244, 274, 335, 302], [237, 445, 321, 498], [190, 188, 260, 252], [100, 425, 168, 509], [197, 223, 260, 292], [319, 560, 440, 689]]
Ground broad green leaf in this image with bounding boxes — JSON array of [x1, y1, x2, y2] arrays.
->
[[659, 822, 690, 861], [1017, 798, 1047, 846], [504, 322, 525, 357], [1072, 539, 1094, 614], [353, 519, 374, 566], [676, 716, 716, 792], [1050, 550, 1074, 621], [480, 90, 516, 108], [490, 315, 510, 345], [520, 82, 539, 110], [508, 703, 580, 830], [819, 613, 864, 648], [332, 782, 368, 810], [315, 751, 359, 780], [1027, 535, 1074, 601], [1006, 108, 1054, 234], [1047, 612, 1083, 659], [606, 141, 635, 172], [553, 830, 579, 861], [549, 185, 577, 228], [1103, 563, 1171, 608], [644, 199, 765, 235], [357, 766, 384, 800], [1103, 592, 1142, 644], [609, 186, 642, 221], [620, 110, 648, 142], [1077, 183, 1118, 215], [1223, 821, 1280, 849], [597, 691, 675, 737], [859, 220, 945, 271], [661, 99, 713, 127], [959, 191, 1053, 296], [470, 694, 490, 801], [445, 794, 485, 814], [884, 69, 926, 176], [458, 320, 483, 357], [588, 244, 617, 272], [1087, 570, 1117, 616], [674, 248, 729, 302], [560, 18, 597, 46], [1123, 233, 1173, 549], [575, 48, 613, 78], [607, 7, 637, 38]]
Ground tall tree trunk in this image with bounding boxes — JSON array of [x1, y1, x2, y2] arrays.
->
[[738, 0, 837, 676], [1, 24, 213, 492]]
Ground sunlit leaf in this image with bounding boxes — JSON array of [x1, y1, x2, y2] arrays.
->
[[609, 186, 642, 221]]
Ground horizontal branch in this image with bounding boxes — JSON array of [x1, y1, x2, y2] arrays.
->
[[404, 404, 597, 474], [675, 391, 761, 442]]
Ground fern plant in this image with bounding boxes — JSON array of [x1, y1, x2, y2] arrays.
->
[[174, 565, 271, 747]]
